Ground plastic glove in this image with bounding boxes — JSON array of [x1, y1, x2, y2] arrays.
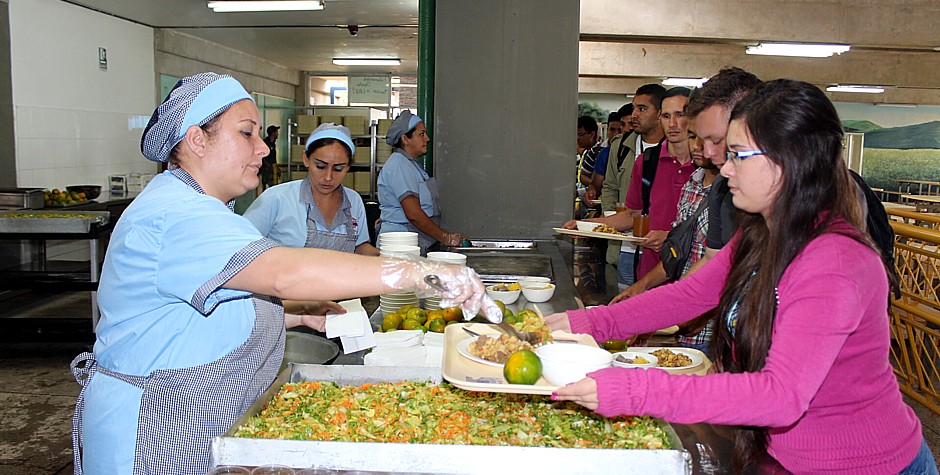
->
[[381, 257, 503, 322], [440, 231, 465, 247]]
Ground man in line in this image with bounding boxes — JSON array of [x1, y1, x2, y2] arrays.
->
[[584, 110, 629, 206], [260, 125, 279, 191], [610, 115, 719, 352], [566, 87, 694, 282], [577, 115, 603, 188], [600, 86, 665, 289]]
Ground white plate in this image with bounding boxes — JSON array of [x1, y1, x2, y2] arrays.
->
[[455, 337, 503, 367], [633, 347, 703, 370]]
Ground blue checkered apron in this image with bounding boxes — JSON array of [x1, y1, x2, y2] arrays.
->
[[304, 184, 358, 253], [70, 168, 285, 474]]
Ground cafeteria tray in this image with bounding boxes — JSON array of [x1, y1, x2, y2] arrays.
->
[[0, 210, 110, 233], [554, 227, 647, 242], [212, 365, 691, 474], [441, 323, 597, 395]]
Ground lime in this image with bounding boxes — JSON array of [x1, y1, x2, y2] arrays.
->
[[428, 318, 446, 333], [503, 350, 542, 385], [406, 308, 428, 325], [603, 339, 627, 352], [401, 319, 422, 331], [494, 300, 506, 313]]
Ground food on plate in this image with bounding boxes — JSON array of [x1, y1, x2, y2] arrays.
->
[[504, 308, 552, 344], [615, 354, 649, 365], [492, 282, 521, 291], [592, 224, 625, 236], [235, 380, 672, 449], [468, 334, 534, 363], [503, 349, 542, 385], [649, 349, 693, 368]]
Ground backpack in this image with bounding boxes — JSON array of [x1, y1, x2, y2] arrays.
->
[[633, 143, 663, 274], [660, 200, 708, 280], [850, 171, 900, 299]]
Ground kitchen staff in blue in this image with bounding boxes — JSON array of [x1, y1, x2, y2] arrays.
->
[[377, 110, 466, 254], [244, 122, 379, 256], [69, 73, 501, 475]]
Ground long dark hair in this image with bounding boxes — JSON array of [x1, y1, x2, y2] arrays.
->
[[711, 79, 871, 471]]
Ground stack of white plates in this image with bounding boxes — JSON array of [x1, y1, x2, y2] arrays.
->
[[379, 237, 421, 313], [424, 252, 469, 310], [378, 231, 418, 249]]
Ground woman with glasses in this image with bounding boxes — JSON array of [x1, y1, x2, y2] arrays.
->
[[547, 79, 934, 474], [376, 110, 467, 254]]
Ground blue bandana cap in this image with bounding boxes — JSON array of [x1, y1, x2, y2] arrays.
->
[[141, 73, 253, 162], [385, 110, 424, 146], [305, 122, 355, 157]]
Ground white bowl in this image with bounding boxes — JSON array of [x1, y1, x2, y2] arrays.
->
[[518, 276, 551, 286], [575, 220, 600, 232], [485, 285, 521, 304], [521, 283, 555, 303], [535, 343, 613, 386], [611, 351, 659, 369], [426, 251, 468, 264]]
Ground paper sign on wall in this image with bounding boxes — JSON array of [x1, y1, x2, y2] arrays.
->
[[348, 76, 390, 105]]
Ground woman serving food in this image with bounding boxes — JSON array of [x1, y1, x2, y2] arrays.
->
[[547, 80, 935, 474], [376, 110, 466, 254], [70, 73, 500, 475]]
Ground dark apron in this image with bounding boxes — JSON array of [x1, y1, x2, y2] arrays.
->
[[70, 295, 285, 474], [305, 189, 358, 253]]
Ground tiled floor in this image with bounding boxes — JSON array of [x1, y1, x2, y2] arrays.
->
[[1, 291, 938, 474]]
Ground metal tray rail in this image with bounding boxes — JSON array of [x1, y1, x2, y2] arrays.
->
[[212, 365, 691, 474]]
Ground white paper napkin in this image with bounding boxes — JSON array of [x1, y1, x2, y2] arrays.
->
[[374, 330, 423, 348], [326, 299, 376, 354], [364, 346, 428, 366]]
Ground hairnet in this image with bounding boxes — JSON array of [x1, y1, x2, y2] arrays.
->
[[385, 110, 423, 146], [305, 122, 355, 157], [141, 72, 253, 162]]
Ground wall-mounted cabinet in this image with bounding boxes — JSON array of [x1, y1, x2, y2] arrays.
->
[[284, 106, 390, 199]]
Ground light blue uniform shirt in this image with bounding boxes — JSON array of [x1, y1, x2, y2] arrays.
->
[[377, 150, 435, 224], [243, 179, 369, 248], [82, 171, 277, 473]]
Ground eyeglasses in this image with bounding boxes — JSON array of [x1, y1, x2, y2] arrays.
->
[[725, 149, 765, 164]]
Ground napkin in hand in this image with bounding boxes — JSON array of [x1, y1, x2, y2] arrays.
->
[[326, 299, 376, 354]]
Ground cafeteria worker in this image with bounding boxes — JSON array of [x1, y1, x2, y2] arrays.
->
[[70, 73, 500, 475], [377, 110, 466, 254], [243, 122, 379, 256]]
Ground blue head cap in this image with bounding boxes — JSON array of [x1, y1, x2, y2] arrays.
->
[[141, 72, 253, 162], [385, 110, 424, 146], [305, 122, 355, 157]]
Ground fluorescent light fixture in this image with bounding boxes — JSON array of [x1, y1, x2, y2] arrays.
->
[[746, 43, 850, 58], [663, 77, 707, 88], [826, 85, 885, 94], [332, 58, 401, 66], [875, 103, 916, 108], [207, 1, 323, 12]]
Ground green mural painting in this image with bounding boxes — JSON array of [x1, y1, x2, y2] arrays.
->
[[836, 103, 940, 195]]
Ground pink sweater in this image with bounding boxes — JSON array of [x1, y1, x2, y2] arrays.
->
[[567, 231, 922, 474]]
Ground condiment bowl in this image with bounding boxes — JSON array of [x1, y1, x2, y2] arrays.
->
[[521, 283, 555, 303], [611, 351, 659, 369], [486, 285, 520, 304], [575, 220, 600, 232], [535, 343, 613, 386]]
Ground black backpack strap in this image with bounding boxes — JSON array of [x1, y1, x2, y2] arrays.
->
[[615, 134, 634, 168], [640, 143, 662, 215]]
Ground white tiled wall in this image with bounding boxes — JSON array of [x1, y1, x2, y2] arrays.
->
[[8, 0, 158, 189]]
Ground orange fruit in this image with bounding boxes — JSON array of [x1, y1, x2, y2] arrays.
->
[[406, 307, 428, 325], [401, 319, 422, 331], [427, 318, 446, 333], [427, 310, 445, 322], [441, 306, 463, 323], [503, 350, 542, 385]]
